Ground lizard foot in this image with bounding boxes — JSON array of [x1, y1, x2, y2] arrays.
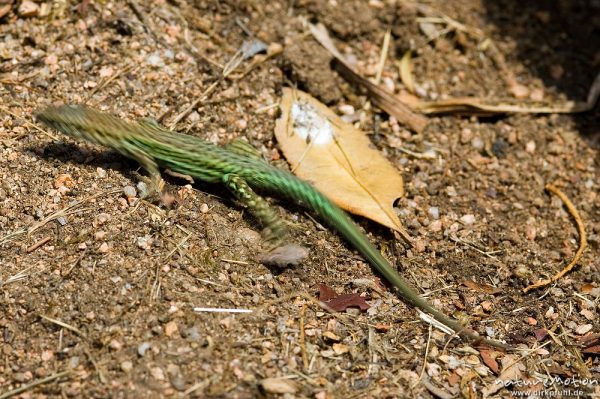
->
[[257, 244, 309, 268]]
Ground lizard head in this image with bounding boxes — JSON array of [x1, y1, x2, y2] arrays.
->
[[36, 104, 127, 146]]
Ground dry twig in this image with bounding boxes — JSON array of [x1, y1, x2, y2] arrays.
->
[[0, 370, 71, 399], [524, 184, 587, 293], [299, 305, 309, 371]]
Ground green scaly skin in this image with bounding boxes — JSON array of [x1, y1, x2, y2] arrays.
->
[[36, 104, 508, 349]]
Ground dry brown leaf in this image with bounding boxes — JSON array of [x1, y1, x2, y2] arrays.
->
[[318, 284, 370, 312], [275, 88, 408, 237], [318, 284, 338, 302], [479, 349, 499, 374], [462, 279, 501, 294], [482, 354, 525, 396]]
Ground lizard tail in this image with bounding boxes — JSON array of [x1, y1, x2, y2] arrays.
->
[[256, 168, 509, 349]]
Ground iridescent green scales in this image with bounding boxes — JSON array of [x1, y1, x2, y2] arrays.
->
[[36, 104, 508, 349]]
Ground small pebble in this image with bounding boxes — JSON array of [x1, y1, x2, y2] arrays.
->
[[97, 167, 107, 178], [235, 119, 247, 130], [99, 67, 114, 78], [414, 239, 426, 253], [338, 104, 355, 115], [136, 235, 153, 250], [526, 225, 537, 241], [13, 372, 30, 383], [429, 219, 442, 232], [530, 88, 544, 101], [137, 342, 151, 356], [167, 364, 186, 391], [147, 52, 164, 67], [68, 356, 80, 369], [109, 339, 122, 350], [510, 83, 530, 99], [41, 350, 54, 361], [150, 366, 165, 381], [182, 326, 201, 341], [123, 185, 136, 198], [492, 138, 508, 158], [260, 378, 299, 394], [98, 242, 109, 253], [187, 111, 200, 123], [525, 140, 536, 153], [200, 203, 209, 213], [18, 0, 39, 17], [513, 265, 530, 278], [460, 128, 472, 144], [164, 321, 179, 337], [471, 137, 484, 150], [121, 361, 133, 373], [575, 324, 593, 335], [381, 76, 395, 92], [428, 207, 440, 219], [507, 129, 518, 144], [460, 214, 475, 225], [94, 213, 111, 227], [446, 186, 457, 197]]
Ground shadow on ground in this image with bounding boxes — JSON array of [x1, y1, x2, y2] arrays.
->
[[482, 0, 599, 145]]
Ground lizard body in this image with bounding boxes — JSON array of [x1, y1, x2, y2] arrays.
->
[[36, 104, 507, 349]]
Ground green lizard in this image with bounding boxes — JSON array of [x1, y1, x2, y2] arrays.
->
[[36, 104, 508, 349]]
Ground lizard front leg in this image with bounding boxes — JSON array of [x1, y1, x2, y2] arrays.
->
[[223, 173, 288, 247], [223, 173, 308, 267], [120, 143, 165, 200]]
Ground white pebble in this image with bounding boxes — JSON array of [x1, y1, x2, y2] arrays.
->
[[136, 235, 153, 250], [428, 207, 440, 219], [471, 137, 484, 150], [460, 214, 476, 225], [123, 185, 137, 198], [147, 52, 164, 67], [338, 104, 355, 115], [137, 342, 151, 356], [525, 140, 536, 153]]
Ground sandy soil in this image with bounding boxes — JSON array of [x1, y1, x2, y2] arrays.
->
[[0, 0, 598, 397]]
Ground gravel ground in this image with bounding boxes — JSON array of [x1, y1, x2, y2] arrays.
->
[[0, 0, 598, 397]]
